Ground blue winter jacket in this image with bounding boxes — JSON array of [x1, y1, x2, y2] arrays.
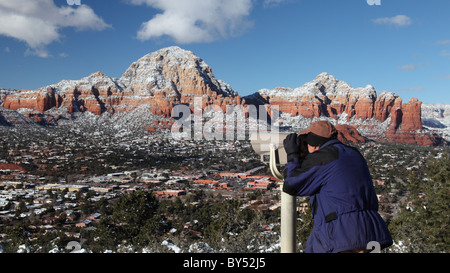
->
[[283, 139, 393, 253]]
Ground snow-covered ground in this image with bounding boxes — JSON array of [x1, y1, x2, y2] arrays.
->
[[422, 103, 450, 142]]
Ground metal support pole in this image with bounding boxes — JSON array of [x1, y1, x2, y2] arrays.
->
[[280, 182, 296, 253], [269, 144, 296, 253]]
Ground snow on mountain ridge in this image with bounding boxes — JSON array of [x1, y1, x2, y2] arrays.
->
[[421, 103, 450, 141], [3, 46, 235, 99], [257, 72, 379, 103], [0, 47, 448, 145], [422, 103, 450, 119], [40, 71, 125, 95], [120, 46, 237, 96]]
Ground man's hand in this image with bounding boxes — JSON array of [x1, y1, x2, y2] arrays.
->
[[284, 133, 301, 162]]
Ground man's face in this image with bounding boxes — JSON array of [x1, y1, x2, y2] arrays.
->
[[307, 144, 320, 154]]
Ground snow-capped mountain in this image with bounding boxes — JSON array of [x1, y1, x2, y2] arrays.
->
[[244, 72, 445, 145], [1, 46, 243, 118], [0, 47, 447, 146], [422, 103, 450, 142], [120, 46, 237, 97]]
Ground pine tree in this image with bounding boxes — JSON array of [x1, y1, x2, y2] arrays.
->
[[110, 190, 162, 248], [389, 152, 449, 253]]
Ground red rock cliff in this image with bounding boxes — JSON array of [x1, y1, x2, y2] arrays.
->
[[250, 73, 441, 146], [0, 49, 443, 146], [1, 47, 244, 118]]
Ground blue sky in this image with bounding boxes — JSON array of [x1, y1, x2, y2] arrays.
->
[[0, 0, 449, 104]]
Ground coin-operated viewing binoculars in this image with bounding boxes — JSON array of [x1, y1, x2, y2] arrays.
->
[[250, 132, 297, 253], [250, 132, 289, 180]]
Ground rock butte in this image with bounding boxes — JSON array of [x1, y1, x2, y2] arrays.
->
[[0, 47, 445, 146]]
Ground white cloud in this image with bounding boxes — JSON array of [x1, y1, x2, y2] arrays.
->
[[439, 50, 450, 57], [393, 87, 425, 92], [435, 74, 450, 79], [372, 15, 412, 27], [436, 40, 450, 45], [127, 0, 254, 43], [397, 62, 426, 71], [263, 0, 288, 8], [0, 0, 110, 57], [25, 47, 51, 58], [397, 64, 417, 71]]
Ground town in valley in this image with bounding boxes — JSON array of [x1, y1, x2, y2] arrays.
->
[[0, 117, 448, 253]]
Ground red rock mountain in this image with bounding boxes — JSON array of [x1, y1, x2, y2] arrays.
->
[[1, 47, 242, 118], [245, 72, 442, 146], [0, 47, 444, 146]]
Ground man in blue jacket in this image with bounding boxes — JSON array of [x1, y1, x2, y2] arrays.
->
[[283, 121, 393, 253]]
